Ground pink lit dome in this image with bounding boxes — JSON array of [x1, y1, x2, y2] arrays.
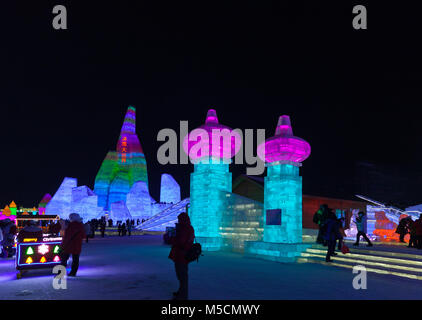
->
[[257, 115, 311, 164], [183, 109, 241, 161]]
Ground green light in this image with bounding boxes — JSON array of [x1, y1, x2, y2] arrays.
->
[[26, 247, 34, 255], [54, 245, 60, 253]]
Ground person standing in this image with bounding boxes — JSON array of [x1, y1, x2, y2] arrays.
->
[[84, 222, 91, 243], [414, 214, 422, 249], [353, 212, 373, 247], [168, 212, 195, 300], [121, 223, 127, 236], [408, 218, 417, 248], [1, 219, 17, 258], [313, 205, 325, 244], [60, 213, 86, 277], [100, 221, 106, 238], [127, 222, 132, 237], [323, 210, 342, 262], [396, 217, 410, 243]]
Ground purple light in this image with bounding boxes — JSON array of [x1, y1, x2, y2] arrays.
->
[[183, 109, 241, 161], [257, 115, 311, 163]]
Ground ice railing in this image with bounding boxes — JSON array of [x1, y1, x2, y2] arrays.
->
[[136, 198, 190, 231]]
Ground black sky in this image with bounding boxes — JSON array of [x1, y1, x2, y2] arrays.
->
[[1, 1, 422, 207]]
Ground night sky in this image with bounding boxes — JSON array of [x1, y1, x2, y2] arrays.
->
[[2, 1, 421, 208]]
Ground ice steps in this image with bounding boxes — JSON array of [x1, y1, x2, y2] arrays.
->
[[298, 243, 422, 281]]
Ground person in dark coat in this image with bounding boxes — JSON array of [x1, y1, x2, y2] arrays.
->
[[17, 220, 43, 242], [60, 213, 86, 276], [313, 204, 329, 244], [83, 222, 91, 243], [2, 219, 18, 258], [396, 217, 410, 243], [414, 214, 422, 249], [51, 221, 61, 236], [89, 220, 96, 239], [323, 210, 342, 262], [121, 223, 127, 236], [127, 222, 132, 236], [408, 218, 417, 248], [168, 212, 195, 300], [100, 221, 106, 238]]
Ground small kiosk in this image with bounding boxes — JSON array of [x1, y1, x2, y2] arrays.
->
[[15, 214, 62, 278]]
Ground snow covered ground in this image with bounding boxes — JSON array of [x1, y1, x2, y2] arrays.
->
[[1, 235, 421, 300]]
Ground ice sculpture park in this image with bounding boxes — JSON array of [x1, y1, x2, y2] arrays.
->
[[45, 106, 183, 224]]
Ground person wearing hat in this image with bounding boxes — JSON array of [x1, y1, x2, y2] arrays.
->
[[17, 220, 43, 242], [60, 213, 86, 276]]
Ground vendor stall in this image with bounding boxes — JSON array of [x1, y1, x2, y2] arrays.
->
[[15, 214, 62, 278]]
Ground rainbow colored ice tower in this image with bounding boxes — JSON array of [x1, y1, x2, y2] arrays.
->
[[94, 106, 148, 210], [183, 109, 241, 251], [245, 115, 311, 262]]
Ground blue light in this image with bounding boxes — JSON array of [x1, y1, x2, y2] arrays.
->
[[263, 163, 302, 243], [189, 157, 232, 251]]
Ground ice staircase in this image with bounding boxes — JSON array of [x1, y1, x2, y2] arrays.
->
[[135, 198, 190, 231], [297, 242, 422, 280]]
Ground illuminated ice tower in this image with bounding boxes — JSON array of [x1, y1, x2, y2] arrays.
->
[[245, 115, 311, 262], [94, 106, 148, 210], [183, 109, 241, 251]]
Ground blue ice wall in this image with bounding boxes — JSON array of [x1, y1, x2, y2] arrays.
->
[[189, 158, 232, 251], [263, 164, 302, 243]]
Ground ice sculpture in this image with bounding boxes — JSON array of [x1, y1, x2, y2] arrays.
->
[[137, 198, 191, 231], [160, 174, 181, 204], [259, 115, 310, 243], [183, 109, 241, 251], [108, 170, 131, 206], [94, 106, 148, 210], [109, 201, 132, 221], [9, 201, 17, 216], [126, 181, 155, 220], [38, 193, 52, 215], [245, 115, 311, 262], [220, 192, 264, 252], [70, 186, 104, 221], [46, 177, 77, 217], [46, 177, 104, 221], [0, 205, 15, 221]]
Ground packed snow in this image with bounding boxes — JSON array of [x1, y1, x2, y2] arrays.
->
[[1, 235, 422, 300]]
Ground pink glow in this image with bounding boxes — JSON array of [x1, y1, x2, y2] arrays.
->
[[183, 109, 241, 160], [257, 115, 311, 163], [0, 214, 16, 221]]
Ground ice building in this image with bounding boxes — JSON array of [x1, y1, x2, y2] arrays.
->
[[0, 205, 15, 221], [160, 174, 181, 204], [245, 115, 312, 262], [183, 109, 241, 251], [94, 106, 148, 210], [38, 193, 52, 215], [220, 192, 264, 252], [45, 177, 104, 221], [44, 106, 183, 223]]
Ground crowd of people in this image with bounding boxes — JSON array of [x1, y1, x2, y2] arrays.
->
[[0, 211, 196, 300], [395, 214, 422, 249], [313, 204, 373, 262], [0, 218, 17, 258]]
